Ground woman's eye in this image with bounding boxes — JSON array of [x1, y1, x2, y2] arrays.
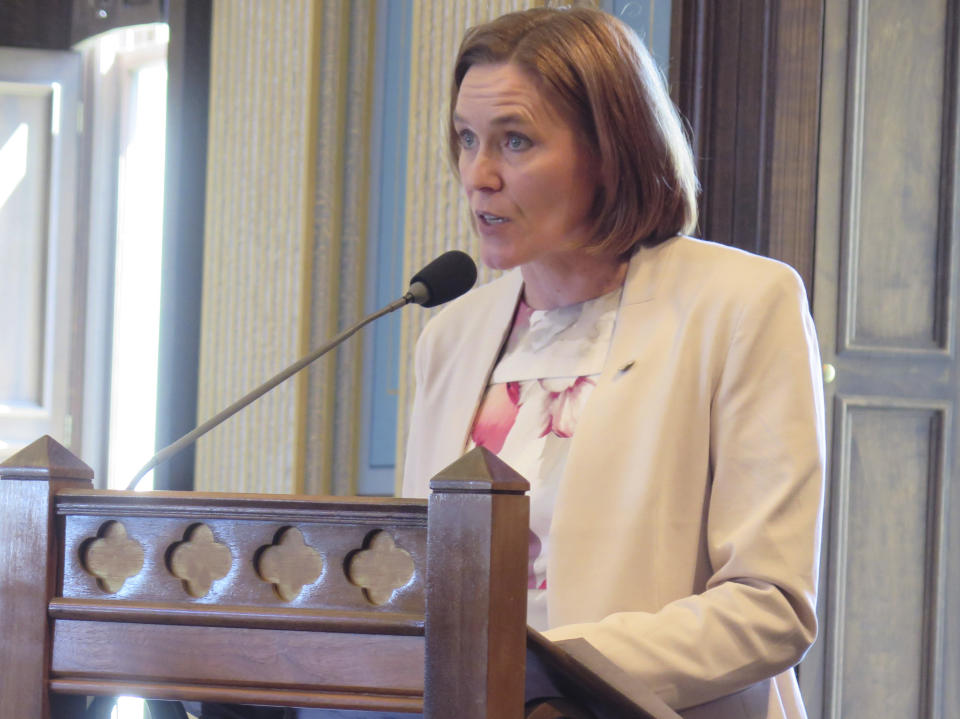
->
[[506, 134, 531, 150], [458, 130, 476, 149]]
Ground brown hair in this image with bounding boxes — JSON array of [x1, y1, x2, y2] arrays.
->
[[449, 7, 698, 254]]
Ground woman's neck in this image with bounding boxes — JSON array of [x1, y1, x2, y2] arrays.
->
[[520, 251, 628, 310]]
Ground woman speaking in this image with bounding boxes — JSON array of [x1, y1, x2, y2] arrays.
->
[[402, 7, 826, 719]]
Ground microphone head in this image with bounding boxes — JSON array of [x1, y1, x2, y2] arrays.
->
[[408, 250, 478, 307]]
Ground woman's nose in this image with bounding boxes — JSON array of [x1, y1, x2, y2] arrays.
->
[[461, 150, 502, 193]]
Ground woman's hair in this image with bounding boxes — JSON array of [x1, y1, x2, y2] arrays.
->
[[449, 7, 699, 254]]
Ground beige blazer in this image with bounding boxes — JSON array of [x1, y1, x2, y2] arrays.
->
[[403, 236, 826, 719]]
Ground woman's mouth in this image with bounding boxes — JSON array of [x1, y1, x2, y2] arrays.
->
[[477, 211, 509, 225]]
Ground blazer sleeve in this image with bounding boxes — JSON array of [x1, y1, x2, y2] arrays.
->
[[401, 317, 434, 499], [544, 265, 826, 711]]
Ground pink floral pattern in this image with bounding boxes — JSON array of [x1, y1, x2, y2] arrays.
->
[[471, 381, 522, 454], [539, 376, 595, 438]]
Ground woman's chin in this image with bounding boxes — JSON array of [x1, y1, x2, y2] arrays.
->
[[479, 249, 522, 272]]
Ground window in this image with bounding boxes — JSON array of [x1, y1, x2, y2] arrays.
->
[[78, 25, 168, 493]]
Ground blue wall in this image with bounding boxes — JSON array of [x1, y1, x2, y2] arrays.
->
[[357, 0, 412, 495]]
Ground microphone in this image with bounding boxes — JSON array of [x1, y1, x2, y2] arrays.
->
[[126, 250, 477, 490], [406, 249, 477, 307]]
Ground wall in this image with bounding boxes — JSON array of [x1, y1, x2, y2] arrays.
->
[[195, 0, 533, 494]]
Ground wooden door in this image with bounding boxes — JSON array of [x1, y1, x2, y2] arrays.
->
[[0, 48, 82, 460], [801, 1, 960, 718]]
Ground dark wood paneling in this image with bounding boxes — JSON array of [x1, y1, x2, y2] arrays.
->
[[765, 0, 824, 286], [0, 0, 71, 49], [0, 480, 57, 718], [60, 514, 427, 612], [0, 438, 94, 719], [49, 597, 424, 634], [51, 620, 425, 697], [56, 490, 428, 611], [671, 0, 823, 295], [3, 441, 665, 717], [425, 451, 530, 719]]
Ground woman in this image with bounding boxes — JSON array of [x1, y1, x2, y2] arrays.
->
[[402, 7, 825, 719]]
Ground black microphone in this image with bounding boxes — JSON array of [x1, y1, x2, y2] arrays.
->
[[126, 250, 477, 490], [406, 249, 478, 307]]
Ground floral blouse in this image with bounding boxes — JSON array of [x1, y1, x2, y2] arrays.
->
[[467, 286, 621, 630]]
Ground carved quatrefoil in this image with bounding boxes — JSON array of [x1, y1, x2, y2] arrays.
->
[[80, 521, 145, 593], [346, 530, 415, 605], [256, 527, 324, 601], [167, 523, 232, 597]]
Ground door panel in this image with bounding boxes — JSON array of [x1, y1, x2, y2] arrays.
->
[[806, 0, 959, 717], [840, 0, 952, 350], [0, 49, 81, 460], [828, 401, 949, 718], [0, 84, 50, 406]]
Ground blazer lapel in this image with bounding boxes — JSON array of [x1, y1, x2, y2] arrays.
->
[[434, 269, 524, 466], [602, 239, 671, 378]]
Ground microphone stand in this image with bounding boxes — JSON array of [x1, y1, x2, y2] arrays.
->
[[126, 293, 413, 491]]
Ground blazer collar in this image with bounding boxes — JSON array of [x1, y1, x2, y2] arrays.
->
[[468, 268, 525, 385], [620, 236, 676, 306], [443, 269, 524, 457], [602, 238, 678, 375]]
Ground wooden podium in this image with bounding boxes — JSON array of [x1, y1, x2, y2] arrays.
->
[[0, 437, 672, 719]]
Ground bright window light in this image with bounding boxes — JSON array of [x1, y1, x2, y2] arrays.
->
[[0, 122, 28, 209], [107, 58, 167, 493]]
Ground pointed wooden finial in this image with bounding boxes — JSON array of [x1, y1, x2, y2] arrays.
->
[[429, 446, 530, 494], [0, 435, 94, 481]]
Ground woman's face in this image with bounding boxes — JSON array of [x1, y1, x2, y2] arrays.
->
[[453, 63, 598, 272]]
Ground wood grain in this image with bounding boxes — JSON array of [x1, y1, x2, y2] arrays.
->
[[346, 530, 416, 605], [58, 492, 428, 614], [48, 597, 424, 634], [50, 619, 425, 697], [80, 521, 145, 593], [0, 436, 93, 718], [255, 526, 324, 601], [670, 0, 822, 296], [425, 448, 529, 719], [3, 442, 636, 717], [168, 523, 233, 597]]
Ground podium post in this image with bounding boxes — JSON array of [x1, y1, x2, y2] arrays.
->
[[0, 436, 94, 718], [425, 448, 530, 719]]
